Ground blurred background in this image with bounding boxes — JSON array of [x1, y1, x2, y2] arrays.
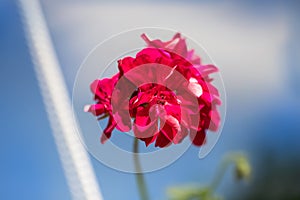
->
[[1, 0, 300, 199]]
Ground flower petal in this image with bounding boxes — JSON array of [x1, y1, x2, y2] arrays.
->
[[118, 57, 135, 75], [133, 121, 158, 145], [190, 129, 206, 146], [155, 132, 171, 148], [84, 104, 106, 116], [101, 116, 117, 144], [173, 126, 188, 144], [188, 78, 203, 97]]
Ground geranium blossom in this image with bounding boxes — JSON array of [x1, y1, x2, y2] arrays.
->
[[85, 33, 221, 147]]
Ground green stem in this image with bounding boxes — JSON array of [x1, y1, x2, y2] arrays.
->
[[210, 157, 231, 191], [133, 138, 149, 200]]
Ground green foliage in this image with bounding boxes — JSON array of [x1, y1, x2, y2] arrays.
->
[[166, 152, 251, 200], [167, 185, 222, 200]]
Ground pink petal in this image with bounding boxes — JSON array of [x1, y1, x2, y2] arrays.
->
[[187, 49, 201, 65], [171, 37, 188, 58], [84, 104, 105, 116], [190, 129, 206, 146], [135, 106, 151, 126], [101, 116, 117, 144], [155, 132, 171, 148], [140, 135, 158, 147], [133, 121, 158, 143], [173, 126, 188, 144], [155, 115, 181, 147], [196, 64, 219, 77], [188, 78, 203, 97], [118, 57, 134, 75], [209, 110, 221, 131], [114, 110, 132, 132]]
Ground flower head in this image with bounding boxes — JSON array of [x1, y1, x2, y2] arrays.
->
[[85, 33, 221, 147]]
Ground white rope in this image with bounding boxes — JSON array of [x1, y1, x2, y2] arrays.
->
[[18, 0, 103, 199]]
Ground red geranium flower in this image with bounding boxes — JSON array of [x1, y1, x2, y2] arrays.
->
[[85, 33, 221, 147]]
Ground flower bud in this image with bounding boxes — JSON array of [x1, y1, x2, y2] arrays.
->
[[234, 155, 251, 181]]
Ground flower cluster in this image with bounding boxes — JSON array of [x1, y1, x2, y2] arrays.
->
[[85, 33, 221, 147]]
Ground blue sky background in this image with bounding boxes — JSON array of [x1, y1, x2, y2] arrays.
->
[[0, 0, 300, 199]]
